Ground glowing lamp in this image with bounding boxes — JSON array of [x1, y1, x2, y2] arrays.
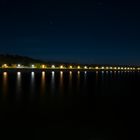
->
[[32, 65, 35, 68], [60, 65, 64, 69], [2, 64, 8, 68], [51, 65, 55, 69], [42, 65, 45, 68], [69, 66, 73, 69], [17, 64, 21, 68], [77, 66, 80, 69], [84, 66, 88, 69]]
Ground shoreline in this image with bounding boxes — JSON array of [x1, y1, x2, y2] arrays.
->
[[0, 68, 138, 72]]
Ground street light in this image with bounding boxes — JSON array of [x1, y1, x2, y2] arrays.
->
[[95, 66, 99, 70], [77, 66, 80, 69], [17, 64, 21, 68], [31, 65, 35, 68], [51, 65, 55, 69], [2, 64, 8, 68], [42, 65, 45, 68], [60, 65, 64, 69], [84, 66, 88, 69]]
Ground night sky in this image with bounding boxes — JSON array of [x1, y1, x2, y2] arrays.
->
[[0, 0, 140, 65]]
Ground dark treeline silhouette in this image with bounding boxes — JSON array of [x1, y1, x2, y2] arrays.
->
[[0, 54, 136, 67], [0, 54, 44, 65], [0, 54, 83, 66]]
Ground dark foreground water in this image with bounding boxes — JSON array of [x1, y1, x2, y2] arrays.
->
[[0, 71, 139, 139]]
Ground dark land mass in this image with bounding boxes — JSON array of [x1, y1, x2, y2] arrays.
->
[[0, 54, 137, 67], [0, 54, 88, 66], [0, 54, 44, 65]]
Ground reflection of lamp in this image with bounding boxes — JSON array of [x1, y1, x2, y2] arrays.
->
[[3, 72, 7, 76], [17, 72, 21, 76]]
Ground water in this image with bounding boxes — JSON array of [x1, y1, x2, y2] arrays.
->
[[0, 71, 139, 139]]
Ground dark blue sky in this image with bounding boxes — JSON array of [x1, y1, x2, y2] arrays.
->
[[0, 0, 140, 64]]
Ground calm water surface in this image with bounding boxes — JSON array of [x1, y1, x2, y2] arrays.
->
[[0, 71, 139, 139]]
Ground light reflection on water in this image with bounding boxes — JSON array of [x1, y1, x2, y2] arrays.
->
[[59, 71, 64, 94], [95, 71, 98, 85], [3, 72, 8, 97], [40, 71, 46, 96], [0, 70, 139, 135], [101, 71, 104, 81], [0, 70, 137, 98], [16, 72, 22, 101], [84, 71, 87, 84], [83, 71, 87, 95], [30, 72, 35, 99], [51, 71, 55, 94], [16, 72, 21, 92], [76, 71, 80, 93], [68, 71, 72, 95]]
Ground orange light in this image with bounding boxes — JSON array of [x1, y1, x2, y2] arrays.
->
[[42, 65, 45, 68], [77, 66, 80, 69], [60, 65, 64, 69], [2, 64, 8, 68]]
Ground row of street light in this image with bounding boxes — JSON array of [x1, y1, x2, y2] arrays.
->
[[0, 64, 140, 70]]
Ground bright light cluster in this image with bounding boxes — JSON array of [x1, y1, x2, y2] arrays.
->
[[0, 63, 139, 71]]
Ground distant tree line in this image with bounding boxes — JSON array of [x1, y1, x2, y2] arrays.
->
[[0, 54, 44, 65]]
